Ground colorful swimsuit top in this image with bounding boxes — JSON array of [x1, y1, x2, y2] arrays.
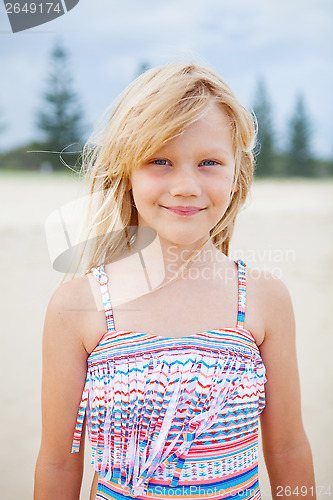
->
[[71, 260, 267, 499]]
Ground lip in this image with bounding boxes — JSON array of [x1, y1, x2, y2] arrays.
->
[[161, 205, 205, 216]]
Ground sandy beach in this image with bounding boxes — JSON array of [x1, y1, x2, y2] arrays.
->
[[1, 172, 332, 499]]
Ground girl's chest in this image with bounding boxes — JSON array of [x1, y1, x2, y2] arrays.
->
[[83, 273, 265, 352]]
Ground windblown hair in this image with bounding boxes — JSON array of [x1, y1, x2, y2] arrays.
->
[[67, 62, 256, 285]]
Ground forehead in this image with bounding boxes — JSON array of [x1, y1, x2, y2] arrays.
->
[[156, 103, 234, 155]]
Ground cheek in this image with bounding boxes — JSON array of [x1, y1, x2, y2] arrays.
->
[[210, 181, 232, 205], [131, 175, 159, 210], [132, 172, 165, 198]]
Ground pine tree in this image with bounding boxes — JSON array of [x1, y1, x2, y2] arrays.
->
[[252, 79, 275, 177], [286, 94, 313, 177], [0, 106, 6, 134], [36, 40, 85, 170], [137, 61, 150, 77]]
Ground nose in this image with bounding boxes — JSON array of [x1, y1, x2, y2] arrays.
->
[[168, 164, 202, 197]]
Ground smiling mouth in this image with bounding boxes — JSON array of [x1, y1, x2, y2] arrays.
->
[[161, 206, 205, 216]]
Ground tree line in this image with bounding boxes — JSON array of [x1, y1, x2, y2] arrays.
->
[[252, 79, 332, 177], [0, 41, 332, 177]]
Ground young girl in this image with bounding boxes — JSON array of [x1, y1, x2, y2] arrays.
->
[[34, 62, 316, 500]]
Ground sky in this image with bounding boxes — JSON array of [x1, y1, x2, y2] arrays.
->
[[1, 0, 332, 159]]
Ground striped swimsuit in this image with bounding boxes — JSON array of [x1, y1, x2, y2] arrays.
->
[[72, 260, 267, 499]]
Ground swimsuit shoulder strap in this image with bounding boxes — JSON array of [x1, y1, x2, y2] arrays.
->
[[235, 259, 246, 329], [90, 264, 116, 332]]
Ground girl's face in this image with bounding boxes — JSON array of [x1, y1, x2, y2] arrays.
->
[[128, 103, 237, 250]]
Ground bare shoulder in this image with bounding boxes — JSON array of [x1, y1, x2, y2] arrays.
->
[[245, 264, 295, 344], [48, 273, 94, 318], [246, 265, 293, 306], [45, 274, 102, 352]]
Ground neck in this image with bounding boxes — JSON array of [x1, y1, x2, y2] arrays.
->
[[129, 226, 224, 281]]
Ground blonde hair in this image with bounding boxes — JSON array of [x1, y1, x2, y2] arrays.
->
[[64, 62, 256, 285]]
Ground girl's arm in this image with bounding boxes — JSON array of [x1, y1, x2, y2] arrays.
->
[[34, 279, 89, 500], [258, 273, 316, 499]]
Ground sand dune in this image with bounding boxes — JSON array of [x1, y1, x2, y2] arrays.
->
[[1, 172, 332, 499]]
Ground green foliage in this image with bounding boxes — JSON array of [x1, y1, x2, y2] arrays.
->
[[0, 140, 82, 172], [0, 141, 49, 171], [35, 40, 85, 170], [252, 79, 276, 177], [285, 94, 314, 176]]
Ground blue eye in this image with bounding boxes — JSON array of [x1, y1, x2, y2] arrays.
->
[[201, 160, 218, 166], [151, 159, 170, 166]]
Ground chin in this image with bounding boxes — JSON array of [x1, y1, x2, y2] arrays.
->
[[161, 233, 207, 247]]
